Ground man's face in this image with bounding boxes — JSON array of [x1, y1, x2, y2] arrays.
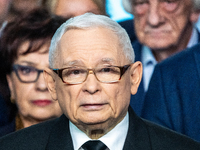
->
[[132, 0, 194, 50], [45, 27, 141, 136]]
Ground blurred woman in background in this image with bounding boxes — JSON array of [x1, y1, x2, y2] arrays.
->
[[0, 8, 66, 137]]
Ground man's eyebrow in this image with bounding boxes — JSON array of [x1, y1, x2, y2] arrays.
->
[[61, 58, 116, 67], [133, 0, 148, 4], [63, 60, 83, 66], [99, 58, 116, 64], [18, 61, 34, 65]]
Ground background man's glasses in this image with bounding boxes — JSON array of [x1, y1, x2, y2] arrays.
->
[[53, 64, 132, 85], [12, 64, 43, 83]]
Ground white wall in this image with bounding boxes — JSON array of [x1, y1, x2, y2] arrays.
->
[[106, 0, 133, 22]]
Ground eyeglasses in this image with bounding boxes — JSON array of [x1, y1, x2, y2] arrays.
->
[[52, 64, 132, 85], [12, 64, 43, 83]]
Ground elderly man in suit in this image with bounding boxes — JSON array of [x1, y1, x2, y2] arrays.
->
[[0, 13, 199, 150], [142, 43, 200, 142], [122, 0, 200, 116]]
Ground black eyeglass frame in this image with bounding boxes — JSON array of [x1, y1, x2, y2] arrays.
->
[[52, 64, 132, 85], [12, 64, 44, 83]]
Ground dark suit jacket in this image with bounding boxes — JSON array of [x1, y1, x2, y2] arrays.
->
[[131, 31, 200, 117], [0, 119, 15, 137], [142, 44, 200, 142], [0, 95, 7, 125], [0, 107, 199, 150], [0, 95, 9, 127]]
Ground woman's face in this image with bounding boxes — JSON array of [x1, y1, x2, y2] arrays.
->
[[7, 42, 62, 127]]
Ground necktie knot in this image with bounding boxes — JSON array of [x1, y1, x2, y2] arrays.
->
[[81, 140, 108, 150]]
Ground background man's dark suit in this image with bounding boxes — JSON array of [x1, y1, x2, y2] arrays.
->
[[0, 107, 199, 150], [142, 43, 200, 142]]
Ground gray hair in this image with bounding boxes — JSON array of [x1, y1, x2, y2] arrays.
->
[[122, 0, 200, 14], [49, 13, 135, 68]]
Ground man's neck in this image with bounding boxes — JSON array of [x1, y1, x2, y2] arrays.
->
[[152, 45, 186, 62], [152, 23, 194, 62]]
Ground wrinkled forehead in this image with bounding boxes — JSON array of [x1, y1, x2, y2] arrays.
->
[[56, 27, 126, 67]]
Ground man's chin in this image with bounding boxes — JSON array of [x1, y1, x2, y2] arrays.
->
[[145, 42, 174, 51]]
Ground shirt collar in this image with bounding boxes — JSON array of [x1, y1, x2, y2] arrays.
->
[[70, 112, 129, 150], [141, 46, 157, 67], [187, 27, 199, 48]]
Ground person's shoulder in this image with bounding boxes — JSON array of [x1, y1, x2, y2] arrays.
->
[[142, 119, 200, 149], [0, 116, 61, 150], [158, 43, 200, 68]]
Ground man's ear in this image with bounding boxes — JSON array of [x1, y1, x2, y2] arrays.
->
[[43, 68, 58, 100], [130, 61, 143, 95], [190, 9, 200, 23]]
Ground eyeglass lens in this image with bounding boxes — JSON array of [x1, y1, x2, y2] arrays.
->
[[13, 65, 43, 83]]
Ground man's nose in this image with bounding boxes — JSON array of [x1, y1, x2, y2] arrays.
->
[[82, 71, 100, 94], [147, 2, 162, 27]]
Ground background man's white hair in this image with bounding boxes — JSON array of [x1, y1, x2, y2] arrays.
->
[[49, 13, 135, 68]]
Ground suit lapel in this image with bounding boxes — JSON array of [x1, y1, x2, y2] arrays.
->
[[45, 115, 74, 150], [123, 107, 151, 150], [45, 107, 152, 150]]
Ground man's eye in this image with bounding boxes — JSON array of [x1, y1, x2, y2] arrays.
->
[[163, 0, 177, 3], [101, 68, 112, 73], [99, 67, 120, 74], [133, 0, 149, 5], [72, 70, 82, 75], [161, 0, 179, 11], [64, 69, 85, 76]]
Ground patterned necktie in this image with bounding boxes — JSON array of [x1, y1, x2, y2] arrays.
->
[[81, 140, 108, 150]]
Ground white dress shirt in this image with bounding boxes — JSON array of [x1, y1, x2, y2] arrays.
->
[[70, 112, 129, 150], [141, 27, 199, 91]]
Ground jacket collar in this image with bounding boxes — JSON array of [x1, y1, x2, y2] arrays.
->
[[123, 106, 151, 150], [45, 114, 74, 150], [45, 107, 152, 150]]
